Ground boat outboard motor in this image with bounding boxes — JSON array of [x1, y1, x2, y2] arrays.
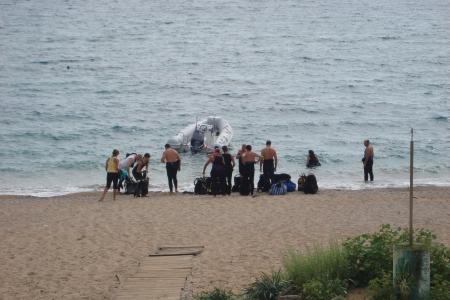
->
[[190, 129, 205, 154]]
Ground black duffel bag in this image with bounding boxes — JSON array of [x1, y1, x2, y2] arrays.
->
[[271, 173, 291, 183]]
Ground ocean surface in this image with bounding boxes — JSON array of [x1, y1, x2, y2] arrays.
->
[[0, 0, 449, 196]]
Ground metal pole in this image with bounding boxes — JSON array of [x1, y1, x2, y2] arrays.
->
[[409, 128, 414, 246]]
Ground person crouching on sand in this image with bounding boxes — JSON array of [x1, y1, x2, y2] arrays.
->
[[99, 149, 120, 201], [161, 144, 181, 193]]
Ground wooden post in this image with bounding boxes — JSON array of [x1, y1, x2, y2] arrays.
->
[[409, 128, 414, 246]]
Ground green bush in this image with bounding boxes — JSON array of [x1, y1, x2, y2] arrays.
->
[[430, 276, 450, 300], [342, 224, 443, 287], [430, 243, 450, 284], [302, 278, 347, 300], [283, 242, 348, 289], [243, 270, 291, 300], [347, 225, 450, 298], [194, 287, 236, 300], [343, 224, 400, 287], [367, 273, 396, 300]]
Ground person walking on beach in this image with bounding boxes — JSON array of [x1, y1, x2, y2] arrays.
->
[[161, 144, 181, 193], [260, 140, 277, 182], [242, 145, 261, 196], [203, 148, 227, 196], [362, 140, 374, 182], [99, 149, 120, 201], [222, 146, 235, 194], [236, 144, 246, 176]]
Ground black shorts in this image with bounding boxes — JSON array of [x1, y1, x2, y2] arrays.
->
[[106, 172, 119, 189]]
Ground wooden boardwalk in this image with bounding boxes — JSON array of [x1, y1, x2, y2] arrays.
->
[[115, 255, 193, 300]]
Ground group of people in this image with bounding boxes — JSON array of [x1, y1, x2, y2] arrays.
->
[[99, 139, 375, 200], [99, 151, 150, 201], [99, 144, 182, 201], [203, 140, 323, 196]]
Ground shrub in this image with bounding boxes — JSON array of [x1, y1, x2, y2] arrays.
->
[[342, 224, 444, 287], [430, 276, 450, 300], [283, 242, 348, 289], [194, 287, 236, 300], [243, 270, 291, 300], [302, 278, 347, 300], [429, 243, 450, 284], [348, 225, 450, 299], [367, 273, 396, 300], [343, 224, 400, 287]]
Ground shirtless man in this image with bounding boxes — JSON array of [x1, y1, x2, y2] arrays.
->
[[260, 140, 277, 182], [235, 144, 246, 176], [362, 140, 374, 182], [161, 144, 181, 192], [242, 145, 261, 195]]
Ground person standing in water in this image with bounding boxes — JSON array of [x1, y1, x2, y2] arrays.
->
[[161, 144, 181, 193], [362, 140, 374, 182], [99, 149, 120, 201], [242, 145, 261, 196], [306, 150, 321, 168], [222, 146, 235, 194], [260, 140, 277, 182]]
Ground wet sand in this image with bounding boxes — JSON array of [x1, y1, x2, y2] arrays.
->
[[1, 187, 449, 299]]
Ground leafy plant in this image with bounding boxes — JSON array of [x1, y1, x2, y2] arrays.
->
[[195, 287, 236, 300], [429, 243, 450, 283], [283, 242, 348, 289], [367, 272, 396, 300], [343, 224, 401, 287], [430, 275, 450, 300], [302, 278, 347, 300], [347, 225, 450, 299], [243, 270, 291, 300]]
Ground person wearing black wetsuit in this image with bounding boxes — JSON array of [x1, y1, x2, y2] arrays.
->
[[203, 148, 227, 196], [362, 140, 374, 182], [221, 146, 235, 194], [306, 150, 321, 168], [235, 144, 246, 176]]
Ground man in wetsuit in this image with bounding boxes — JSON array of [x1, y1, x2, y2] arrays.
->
[[161, 144, 181, 193], [236, 144, 246, 176], [242, 145, 261, 196], [363, 139, 374, 182], [260, 140, 277, 183]]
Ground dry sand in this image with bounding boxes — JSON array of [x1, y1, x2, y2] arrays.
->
[[0, 187, 449, 299]]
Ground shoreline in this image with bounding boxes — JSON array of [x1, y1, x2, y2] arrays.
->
[[1, 187, 449, 299], [1, 184, 450, 199]]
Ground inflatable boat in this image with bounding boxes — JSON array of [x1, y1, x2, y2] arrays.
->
[[167, 116, 233, 153]]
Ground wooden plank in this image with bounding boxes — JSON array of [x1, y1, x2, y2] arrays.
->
[[152, 246, 205, 256], [142, 255, 193, 262], [115, 253, 194, 300]]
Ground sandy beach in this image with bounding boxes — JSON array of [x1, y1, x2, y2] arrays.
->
[[0, 187, 449, 299]]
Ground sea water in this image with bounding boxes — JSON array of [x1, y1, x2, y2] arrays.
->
[[0, 0, 449, 196]]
